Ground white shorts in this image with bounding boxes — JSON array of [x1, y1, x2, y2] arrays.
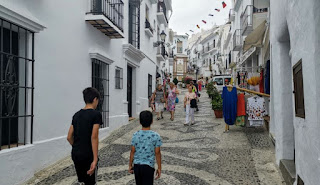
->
[[155, 102, 164, 112]]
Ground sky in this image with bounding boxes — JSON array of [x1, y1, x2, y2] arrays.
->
[[169, 0, 232, 35]]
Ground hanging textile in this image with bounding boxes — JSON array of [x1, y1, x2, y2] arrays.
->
[[222, 86, 238, 125], [247, 96, 267, 126], [265, 60, 270, 94], [202, 20, 207, 24], [209, 14, 214, 16], [236, 94, 246, 127], [238, 72, 247, 88], [190, 30, 194, 32], [260, 69, 264, 93], [197, 25, 200, 29], [215, 8, 220, 12]]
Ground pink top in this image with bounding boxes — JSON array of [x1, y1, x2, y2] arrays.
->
[[184, 92, 196, 105]]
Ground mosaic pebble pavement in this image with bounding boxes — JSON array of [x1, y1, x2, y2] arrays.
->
[[25, 89, 285, 185]]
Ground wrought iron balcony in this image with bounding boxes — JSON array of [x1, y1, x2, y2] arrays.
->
[[233, 29, 242, 51], [157, 45, 166, 62], [86, 0, 124, 38], [240, 5, 268, 36], [145, 19, 153, 37], [157, 2, 168, 26]]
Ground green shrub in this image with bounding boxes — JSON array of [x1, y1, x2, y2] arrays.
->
[[211, 95, 223, 110]]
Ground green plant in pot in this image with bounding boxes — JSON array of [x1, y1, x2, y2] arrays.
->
[[211, 93, 223, 118]]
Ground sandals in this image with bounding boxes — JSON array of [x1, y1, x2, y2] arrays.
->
[[170, 117, 174, 121]]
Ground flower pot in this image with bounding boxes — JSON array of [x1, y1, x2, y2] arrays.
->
[[214, 110, 223, 118]]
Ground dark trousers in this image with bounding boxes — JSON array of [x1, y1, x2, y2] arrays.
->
[[134, 164, 155, 185], [72, 156, 98, 185]]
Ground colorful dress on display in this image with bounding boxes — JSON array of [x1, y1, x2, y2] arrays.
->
[[167, 87, 177, 111], [222, 86, 238, 125], [236, 93, 246, 127], [247, 96, 267, 126]]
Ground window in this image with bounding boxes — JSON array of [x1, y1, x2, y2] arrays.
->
[[129, 0, 140, 49], [0, 18, 35, 150], [213, 40, 216, 48], [177, 41, 183, 53], [293, 59, 305, 118], [148, 74, 152, 100], [214, 78, 223, 85], [115, 67, 123, 89], [92, 59, 109, 128]]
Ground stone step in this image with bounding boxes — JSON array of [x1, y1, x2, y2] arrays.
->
[[279, 159, 296, 185]]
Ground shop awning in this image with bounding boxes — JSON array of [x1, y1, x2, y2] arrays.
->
[[243, 20, 267, 52]]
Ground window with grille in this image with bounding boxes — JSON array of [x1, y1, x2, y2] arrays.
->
[[129, 0, 140, 49], [92, 59, 109, 128], [0, 18, 35, 150], [148, 74, 152, 99], [115, 67, 123, 89], [293, 59, 305, 118]]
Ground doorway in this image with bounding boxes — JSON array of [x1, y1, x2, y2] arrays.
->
[[127, 66, 133, 117]]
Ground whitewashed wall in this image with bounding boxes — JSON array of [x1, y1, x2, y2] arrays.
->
[[270, 0, 320, 184], [0, 0, 169, 184]]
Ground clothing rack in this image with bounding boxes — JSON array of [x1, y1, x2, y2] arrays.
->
[[228, 85, 270, 97]]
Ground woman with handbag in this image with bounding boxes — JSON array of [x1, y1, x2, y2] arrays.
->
[[153, 84, 166, 120], [167, 82, 179, 121], [184, 86, 197, 125]]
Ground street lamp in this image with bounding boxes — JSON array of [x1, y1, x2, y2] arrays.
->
[[160, 30, 166, 42]]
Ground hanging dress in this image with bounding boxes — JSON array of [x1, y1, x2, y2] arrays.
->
[[236, 93, 246, 127], [222, 86, 238, 125]]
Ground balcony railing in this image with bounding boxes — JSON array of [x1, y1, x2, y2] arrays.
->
[[157, 45, 166, 57], [240, 5, 253, 35], [229, 9, 235, 21], [88, 0, 124, 31], [233, 29, 242, 51], [157, 2, 168, 24], [145, 19, 153, 34]]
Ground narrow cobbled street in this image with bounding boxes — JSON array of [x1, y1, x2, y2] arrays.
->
[[26, 88, 284, 185]]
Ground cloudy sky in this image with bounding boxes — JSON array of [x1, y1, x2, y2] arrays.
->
[[169, 0, 232, 35]]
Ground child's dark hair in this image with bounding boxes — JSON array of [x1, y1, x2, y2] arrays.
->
[[139, 111, 153, 128], [83, 87, 100, 104]]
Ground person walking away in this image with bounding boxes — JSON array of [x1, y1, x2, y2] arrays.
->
[[67, 87, 103, 185], [184, 86, 197, 125], [129, 111, 162, 185], [198, 79, 202, 92], [190, 81, 199, 111], [153, 84, 166, 120], [167, 82, 179, 121]]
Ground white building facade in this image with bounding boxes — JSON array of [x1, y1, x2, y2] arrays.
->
[[270, 0, 320, 184], [0, 0, 172, 184]]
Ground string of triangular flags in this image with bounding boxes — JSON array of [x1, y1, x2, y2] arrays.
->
[[185, 1, 227, 36]]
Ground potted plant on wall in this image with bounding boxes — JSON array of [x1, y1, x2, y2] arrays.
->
[[211, 91, 223, 118]]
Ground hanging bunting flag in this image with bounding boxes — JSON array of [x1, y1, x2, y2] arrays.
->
[[196, 25, 200, 29], [190, 30, 194, 32], [209, 14, 214, 16], [222, 1, 227, 8], [185, 33, 189, 36], [202, 20, 207, 24], [215, 8, 220, 12]]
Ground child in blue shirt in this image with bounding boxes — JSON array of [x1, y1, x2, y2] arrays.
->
[[129, 111, 162, 185]]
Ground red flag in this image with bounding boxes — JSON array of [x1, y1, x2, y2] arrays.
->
[[202, 20, 207, 24], [222, 1, 227, 8], [197, 25, 200, 29], [215, 8, 220, 12]]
